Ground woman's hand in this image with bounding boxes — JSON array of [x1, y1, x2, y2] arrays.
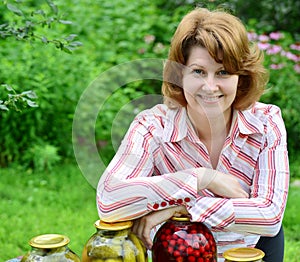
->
[[132, 205, 188, 250], [197, 168, 249, 198]]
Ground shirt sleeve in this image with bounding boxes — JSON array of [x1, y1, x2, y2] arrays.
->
[[97, 119, 199, 222], [187, 106, 289, 236]]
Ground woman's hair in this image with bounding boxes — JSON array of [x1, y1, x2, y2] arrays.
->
[[162, 8, 269, 110]]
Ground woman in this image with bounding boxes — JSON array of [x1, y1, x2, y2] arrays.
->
[[97, 8, 289, 261]]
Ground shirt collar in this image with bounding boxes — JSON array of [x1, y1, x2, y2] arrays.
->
[[235, 107, 264, 135], [162, 105, 264, 143]]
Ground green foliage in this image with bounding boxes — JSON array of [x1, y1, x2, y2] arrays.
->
[[23, 142, 61, 172], [0, 0, 299, 174], [0, 84, 38, 111], [0, 0, 82, 52]]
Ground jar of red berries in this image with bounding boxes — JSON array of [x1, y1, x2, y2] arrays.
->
[[152, 216, 217, 262]]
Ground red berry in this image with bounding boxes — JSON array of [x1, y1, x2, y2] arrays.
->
[[188, 256, 196, 262], [205, 243, 211, 251], [170, 239, 176, 247], [178, 244, 186, 252], [177, 238, 184, 245], [166, 235, 172, 241], [173, 250, 181, 257], [160, 234, 166, 240], [162, 241, 168, 248], [187, 246, 194, 255], [165, 229, 172, 235], [167, 246, 174, 254], [190, 229, 197, 234], [193, 250, 200, 257], [197, 258, 204, 262]]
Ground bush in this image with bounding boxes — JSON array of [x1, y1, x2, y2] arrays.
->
[[0, 0, 299, 173]]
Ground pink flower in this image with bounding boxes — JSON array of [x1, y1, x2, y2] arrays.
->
[[247, 32, 258, 41], [266, 45, 282, 55], [290, 43, 300, 51], [294, 64, 300, 73], [269, 32, 283, 40], [285, 51, 300, 62], [258, 42, 271, 50], [270, 63, 284, 70], [258, 34, 269, 42], [144, 35, 155, 44]]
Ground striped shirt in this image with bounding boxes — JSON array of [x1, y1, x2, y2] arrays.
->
[[97, 102, 289, 261]]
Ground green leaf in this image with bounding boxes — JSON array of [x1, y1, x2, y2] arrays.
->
[[58, 20, 73, 25], [2, 84, 13, 91], [26, 99, 38, 108], [7, 4, 23, 16], [68, 41, 83, 47], [64, 34, 77, 41], [22, 90, 38, 99], [41, 36, 48, 43], [46, 0, 58, 15]]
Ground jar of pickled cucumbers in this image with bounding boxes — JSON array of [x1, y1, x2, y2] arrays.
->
[[21, 234, 80, 262], [152, 216, 217, 262], [223, 247, 265, 262], [82, 219, 148, 262]]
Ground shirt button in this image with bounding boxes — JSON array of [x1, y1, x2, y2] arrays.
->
[[153, 203, 159, 209], [176, 199, 183, 204], [184, 197, 191, 203], [169, 200, 175, 205], [161, 201, 167, 207]]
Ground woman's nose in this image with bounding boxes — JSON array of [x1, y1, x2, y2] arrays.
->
[[202, 75, 219, 91]]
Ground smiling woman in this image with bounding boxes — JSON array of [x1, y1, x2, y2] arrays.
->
[[96, 7, 289, 262]]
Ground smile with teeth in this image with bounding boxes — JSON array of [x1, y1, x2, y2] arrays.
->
[[197, 94, 223, 102]]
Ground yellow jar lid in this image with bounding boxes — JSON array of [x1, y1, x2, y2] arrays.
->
[[171, 215, 190, 222], [95, 220, 133, 230], [29, 234, 70, 249], [223, 247, 265, 261]]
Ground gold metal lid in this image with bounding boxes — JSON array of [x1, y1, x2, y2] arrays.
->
[[29, 234, 70, 249], [95, 220, 133, 230], [171, 217, 190, 222], [223, 247, 265, 261], [171, 215, 191, 222]]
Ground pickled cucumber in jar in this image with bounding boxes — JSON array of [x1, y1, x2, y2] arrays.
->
[[82, 220, 147, 262]]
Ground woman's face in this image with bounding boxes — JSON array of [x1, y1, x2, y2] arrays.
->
[[182, 46, 238, 120]]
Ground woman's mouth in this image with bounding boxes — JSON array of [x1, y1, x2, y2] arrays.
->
[[196, 94, 223, 103]]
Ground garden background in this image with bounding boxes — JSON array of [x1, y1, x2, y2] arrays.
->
[[0, 0, 299, 261]]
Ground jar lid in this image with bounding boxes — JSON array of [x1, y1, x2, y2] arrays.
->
[[29, 234, 70, 249], [223, 247, 265, 261], [95, 220, 133, 230], [171, 216, 190, 222]]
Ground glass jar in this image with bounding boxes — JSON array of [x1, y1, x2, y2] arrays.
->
[[82, 219, 148, 262], [223, 247, 265, 262], [21, 234, 80, 262], [152, 216, 217, 262]]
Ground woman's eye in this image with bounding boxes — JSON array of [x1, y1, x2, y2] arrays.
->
[[218, 70, 230, 76], [192, 69, 205, 75]]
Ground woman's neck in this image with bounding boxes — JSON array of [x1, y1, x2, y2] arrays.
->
[[187, 106, 233, 141]]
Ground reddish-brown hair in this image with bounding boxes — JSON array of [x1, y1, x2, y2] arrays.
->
[[162, 8, 269, 110]]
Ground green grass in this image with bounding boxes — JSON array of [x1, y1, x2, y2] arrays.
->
[[0, 163, 98, 261], [1, 162, 299, 261]]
